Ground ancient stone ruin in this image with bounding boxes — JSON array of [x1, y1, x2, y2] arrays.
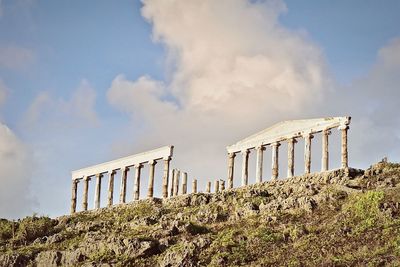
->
[[70, 146, 174, 214], [70, 116, 351, 214], [226, 116, 351, 187]]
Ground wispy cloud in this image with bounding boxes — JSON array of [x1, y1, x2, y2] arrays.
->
[[0, 45, 35, 70], [25, 79, 99, 128]]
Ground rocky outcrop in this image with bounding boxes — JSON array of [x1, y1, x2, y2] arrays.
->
[[2, 162, 400, 266]]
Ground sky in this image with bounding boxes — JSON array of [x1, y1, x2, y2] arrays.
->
[[0, 0, 399, 219]]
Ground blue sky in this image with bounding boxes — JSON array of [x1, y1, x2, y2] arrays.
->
[[0, 0, 399, 218], [282, 0, 400, 83]]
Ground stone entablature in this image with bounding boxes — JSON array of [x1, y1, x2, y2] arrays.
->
[[227, 117, 350, 153], [71, 146, 173, 180]]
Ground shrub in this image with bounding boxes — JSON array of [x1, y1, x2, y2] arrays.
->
[[16, 215, 56, 243], [343, 191, 386, 233], [0, 219, 14, 240]]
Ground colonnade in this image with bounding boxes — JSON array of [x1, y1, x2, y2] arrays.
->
[[70, 146, 173, 214], [226, 117, 351, 188], [70, 117, 352, 215]]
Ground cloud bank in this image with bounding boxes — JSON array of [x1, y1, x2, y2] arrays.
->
[[107, 0, 332, 186]]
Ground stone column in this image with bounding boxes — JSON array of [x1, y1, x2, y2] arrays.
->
[[173, 169, 180, 196], [119, 167, 128, 204], [133, 164, 142, 201], [339, 124, 349, 168], [82, 176, 90, 211], [206, 181, 211, 193], [70, 179, 78, 214], [287, 138, 297, 178], [169, 169, 175, 197], [227, 153, 236, 189], [181, 172, 188, 195], [271, 142, 281, 180], [256, 146, 265, 183], [147, 160, 156, 198], [220, 180, 225, 191], [94, 173, 102, 209], [215, 180, 220, 193], [321, 129, 331, 171], [162, 157, 171, 198], [241, 149, 250, 186], [192, 179, 197, 193], [107, 170, 116, 207], [304, 133, 314, 174]]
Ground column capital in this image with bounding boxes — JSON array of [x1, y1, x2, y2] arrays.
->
[[148, 160, 157, 166], [338, 124, 349, 130], [256, 145, 266, 151], [287, 137, 298, 144], [228, 152, 236, 158], [83, 176, 91, 181], [241, 149, 250, 155], [323, 129, 332, 135], [109, 170, 116, 175], [271, 141, 281, 147], [134, 164, 143, 169], [95, 173, 103, 178], [163, 156, 171, 161], [120, 166, 129, 171], [302, 132, 314, 139]]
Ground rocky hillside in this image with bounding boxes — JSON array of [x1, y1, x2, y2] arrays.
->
[[1, 161, 400, 266]]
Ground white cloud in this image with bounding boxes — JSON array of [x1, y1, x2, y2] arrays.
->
[[0, 123, 35, 218], [0, 45, 35, 70], [25, 79, 99, 128], [107, 0, 331, 183], [106, 0, 400, 193]]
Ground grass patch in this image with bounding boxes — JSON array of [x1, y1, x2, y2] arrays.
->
[[343, 191, 387, 234]]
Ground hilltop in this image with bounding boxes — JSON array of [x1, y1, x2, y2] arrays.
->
[[1, 161, 400, 266]]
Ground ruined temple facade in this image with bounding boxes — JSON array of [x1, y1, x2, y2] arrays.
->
[[226, 116, 351, 188], [69, 116, 351, 214], [70, 146, 174, 214]]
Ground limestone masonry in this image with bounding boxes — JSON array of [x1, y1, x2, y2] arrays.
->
[[70, 116, 351, 214]]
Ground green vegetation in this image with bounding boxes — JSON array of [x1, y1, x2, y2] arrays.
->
[[88, 248, 116, 262], [343, 190, 387, 234], [15, 215, 56, 243], [0, 219, 14, 241], [0, 215, 55, 244]]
